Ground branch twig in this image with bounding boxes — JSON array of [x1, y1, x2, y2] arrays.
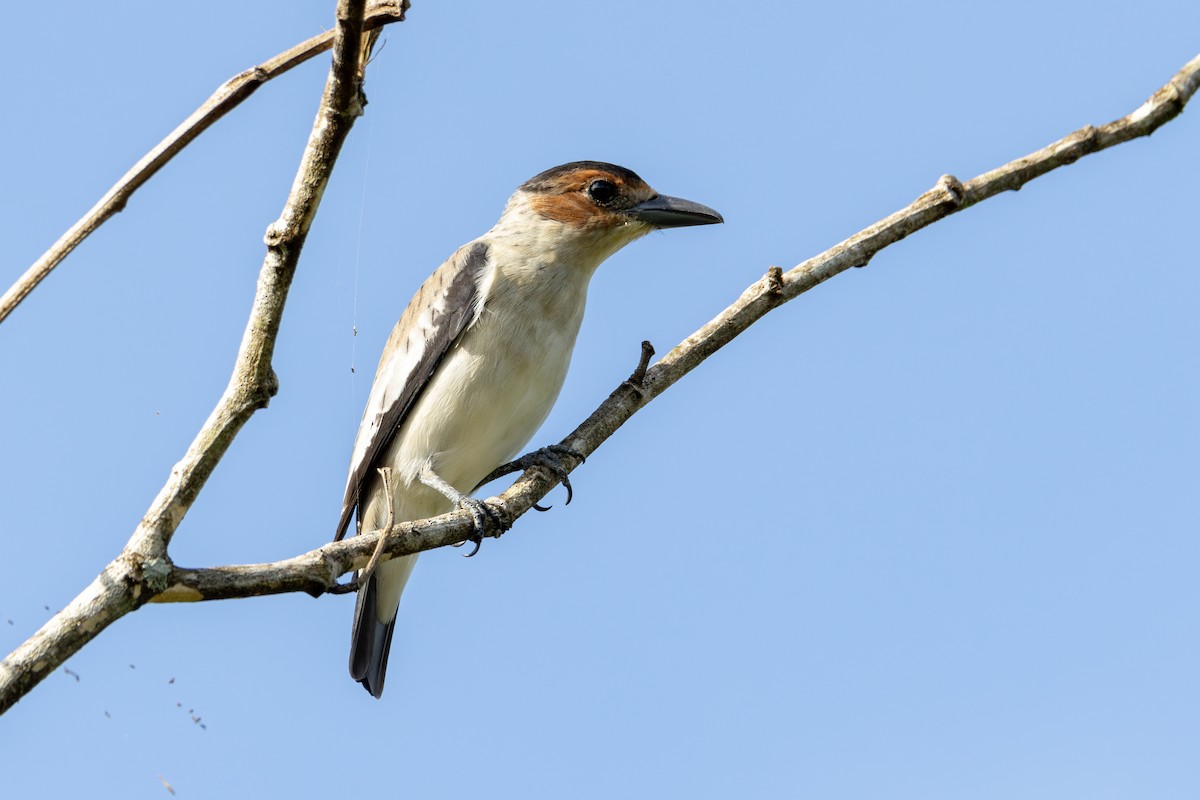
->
[[0, 1, 408, 326], [144, 53, 1200, 604], [0, 0, 382, 716], [357, 468, 396, 589]]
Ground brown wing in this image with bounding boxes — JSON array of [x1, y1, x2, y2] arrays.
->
[[334, 241, 489, 540]]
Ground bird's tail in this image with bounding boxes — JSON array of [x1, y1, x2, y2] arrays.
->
[[349, 573, 395, 698], [348, 554, 417, 698]]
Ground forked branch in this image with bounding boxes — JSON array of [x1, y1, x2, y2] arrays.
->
[[1, 10, 1194, 711], [147, 54, 1199, 602], [0, 0, 384, 715], [0, 1, 408, 326]]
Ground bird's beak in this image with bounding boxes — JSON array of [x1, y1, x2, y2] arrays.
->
[[626, 194, 723, 228]]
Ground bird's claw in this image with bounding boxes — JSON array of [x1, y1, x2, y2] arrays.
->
[[484, 444, 585, 506], [456, 496, 508, 558]]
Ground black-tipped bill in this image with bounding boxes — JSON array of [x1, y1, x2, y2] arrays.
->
[[626, 194, 723, 228]]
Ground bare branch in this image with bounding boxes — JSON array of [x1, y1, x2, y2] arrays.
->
[[357, 468, 396, 589], [5, 39, 1195, 713], [0, 1, 408, 326], [643, 53, 1200, 395], [0, 0, 381, 716], [148, 53, 1200, 605]]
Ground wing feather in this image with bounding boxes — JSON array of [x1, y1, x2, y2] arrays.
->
[[334, 241, 489, 540]]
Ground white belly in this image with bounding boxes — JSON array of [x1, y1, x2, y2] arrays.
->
[[372, 275, 588, 526], [361, 252, 594, 620]]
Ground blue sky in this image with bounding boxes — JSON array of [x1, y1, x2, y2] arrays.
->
[[2, 1, 1198, 797]]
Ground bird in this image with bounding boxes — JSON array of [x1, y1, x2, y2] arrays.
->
[[336, 161, 722, 697]]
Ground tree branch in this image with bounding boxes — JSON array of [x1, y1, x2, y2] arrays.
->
[[148, 53, 1200, 604], [0, 0, 408, 326], [0, 0, 381, 716]]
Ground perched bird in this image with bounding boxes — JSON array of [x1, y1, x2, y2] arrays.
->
[[336, 161, 722, 697]]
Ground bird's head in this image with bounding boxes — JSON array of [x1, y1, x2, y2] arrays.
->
[[491, 161, 722, 268]]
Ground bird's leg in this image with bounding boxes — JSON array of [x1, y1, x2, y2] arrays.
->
[[476, 444, 586, 511], [417, 461, 507, 557]]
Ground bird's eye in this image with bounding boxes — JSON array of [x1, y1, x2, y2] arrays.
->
[[586, 179, 618, 205]]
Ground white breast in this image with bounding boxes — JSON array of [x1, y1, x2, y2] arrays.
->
[[382, 242, 594, 518]]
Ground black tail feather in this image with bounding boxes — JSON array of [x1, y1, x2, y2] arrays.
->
[[349, 573, 396, 698]]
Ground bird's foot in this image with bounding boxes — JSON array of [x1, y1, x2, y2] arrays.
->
[[418, 461, 510, 558], [480, 444, 585, 511], [453, 496, 509, 558]]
